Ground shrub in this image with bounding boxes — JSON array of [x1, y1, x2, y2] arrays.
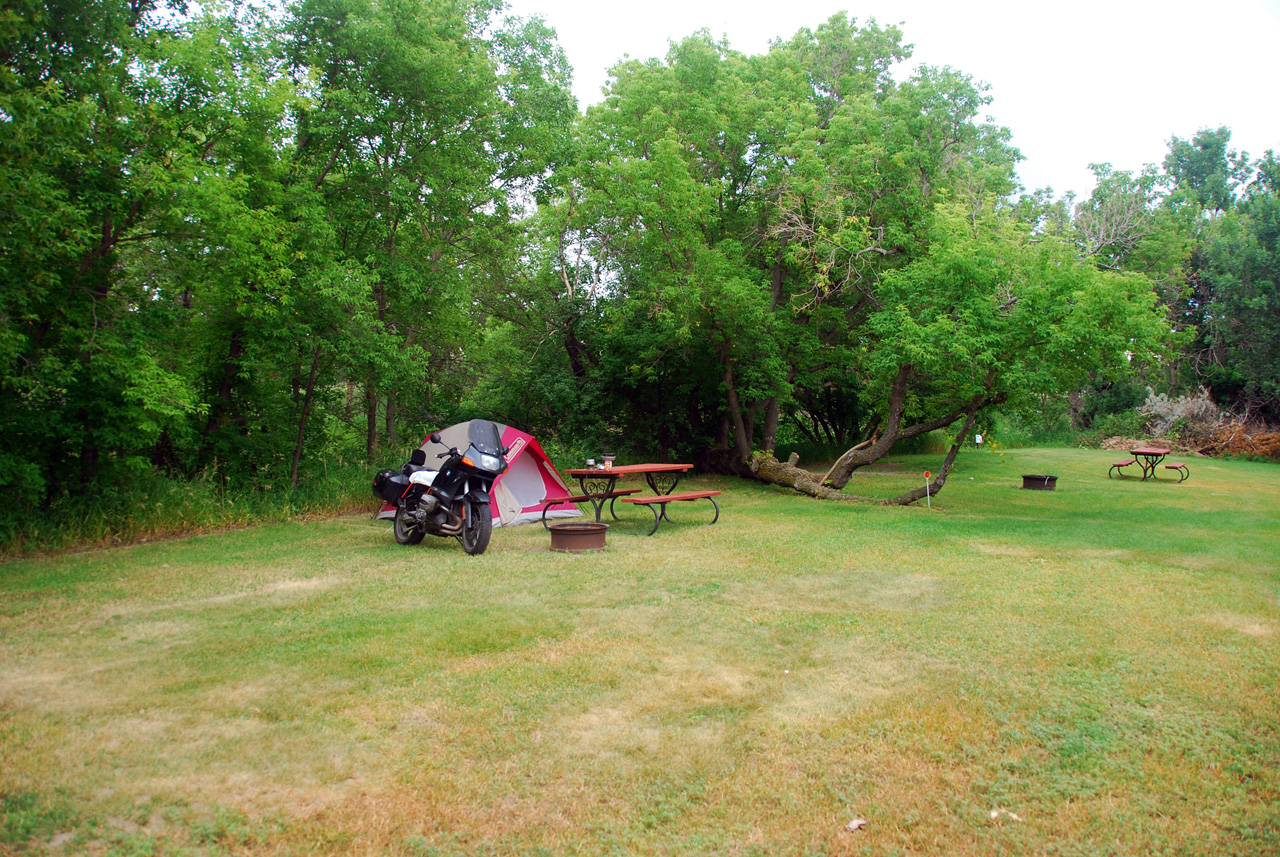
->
[[893, 430, 951, 455], [1139, 387, 1223, 446], [1093, 410, 1147, 440]]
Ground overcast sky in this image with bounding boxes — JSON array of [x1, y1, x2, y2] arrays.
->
[[501, 0, 1280, 201]]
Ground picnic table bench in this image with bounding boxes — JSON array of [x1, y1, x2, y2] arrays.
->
[[621, 490, 721, 536], [541, 488, 640, 529], [1109, 458, 1136, 478]]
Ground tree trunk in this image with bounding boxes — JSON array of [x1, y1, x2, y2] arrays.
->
[[290, 346, 322, 487], [79, 439, 100, 484], [386, 388, 397, 448], [365, 384, 378, 462], [722, 357, 751, 464], [875, 407, 979, 506], [761, 397, 781, 453], [747, 450, 872, 502], [716, 416, 730, 449], [203, 330, 244, 440], [759, 368, 793, 454], [789, 411, 822, 446], [564, 326, 595, 378]]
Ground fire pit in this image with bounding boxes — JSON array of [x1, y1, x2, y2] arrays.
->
[[1021, 474, 1057, 490], [548, 521, 609, 552]]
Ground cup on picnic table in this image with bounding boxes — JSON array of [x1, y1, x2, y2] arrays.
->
[[603, 453, 615, 470]]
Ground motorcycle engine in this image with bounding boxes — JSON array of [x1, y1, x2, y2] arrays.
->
[[400, 490, 435, 522]]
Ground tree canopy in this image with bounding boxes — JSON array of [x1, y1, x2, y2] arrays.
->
[[0, 0, 575, 523]]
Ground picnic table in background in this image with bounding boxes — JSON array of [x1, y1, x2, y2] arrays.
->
[[1109, 447, 1190, 481]]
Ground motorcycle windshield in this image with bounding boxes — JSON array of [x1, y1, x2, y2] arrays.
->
[[466, 420, 504, 457]]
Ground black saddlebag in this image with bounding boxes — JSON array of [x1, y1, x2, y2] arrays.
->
[[373, 469, 410, 503]]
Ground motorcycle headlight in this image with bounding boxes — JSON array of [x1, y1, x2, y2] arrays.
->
[[477, 453, 504, 472]]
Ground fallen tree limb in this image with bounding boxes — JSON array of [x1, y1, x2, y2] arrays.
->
[[749, 451, 884, 503], [749, 408, 980, 506]]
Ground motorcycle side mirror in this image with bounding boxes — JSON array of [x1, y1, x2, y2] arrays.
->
[[429, 433, 442, 445], [501, 446, 510, 456]]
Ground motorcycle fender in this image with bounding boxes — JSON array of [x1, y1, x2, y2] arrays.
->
[[466, 488, 491, 506]]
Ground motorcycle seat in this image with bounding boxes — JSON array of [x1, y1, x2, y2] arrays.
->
[[403, 449, 430, 477]]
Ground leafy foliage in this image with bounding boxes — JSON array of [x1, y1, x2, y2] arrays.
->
[[0, 0, 574, 535]]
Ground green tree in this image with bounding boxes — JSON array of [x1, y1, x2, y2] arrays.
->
[[1155, 128, 1280, 415], [1065, 163, 1193, 404], [0, 0, 257, 511], [1197, 152, 1280, 414], [1163, 126, 1251, 213], [0, 0, 576, 529], [506, 14, 1077, 504], [285, 0, 575, 459], [752, 203, 1168, 502]]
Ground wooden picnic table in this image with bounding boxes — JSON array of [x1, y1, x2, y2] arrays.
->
[[1131, 447, 1172, 481], [561, 463, 695, 523]]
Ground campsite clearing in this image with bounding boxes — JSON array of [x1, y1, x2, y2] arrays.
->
[[1, 448, 1277, 856]]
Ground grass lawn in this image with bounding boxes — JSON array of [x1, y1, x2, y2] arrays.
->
[[1, 448, 1277, 856]]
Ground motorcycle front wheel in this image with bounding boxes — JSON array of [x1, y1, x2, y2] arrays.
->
[[458, 502, 492, 555], [393, 506, 425, 545]]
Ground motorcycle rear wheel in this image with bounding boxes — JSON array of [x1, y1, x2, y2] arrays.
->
[[458, 502, 492, 555], [393, 507, 425, 545]]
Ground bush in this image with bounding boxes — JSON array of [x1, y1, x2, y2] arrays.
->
[[537, 434, 613, 473], [893, 430, 951, 455], [1073, 377, 1148, 429], [977, 405, 1075, 449], [1140, 387, 1222, 440], [1083, 410, 1146, 444]]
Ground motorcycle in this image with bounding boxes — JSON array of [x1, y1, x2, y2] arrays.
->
[[372, 419, 509, 555]]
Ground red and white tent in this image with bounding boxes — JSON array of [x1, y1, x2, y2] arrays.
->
[[377, 421, 579, 527]]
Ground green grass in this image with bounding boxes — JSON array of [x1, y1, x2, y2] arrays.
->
[[1, 448, 1278, 856]]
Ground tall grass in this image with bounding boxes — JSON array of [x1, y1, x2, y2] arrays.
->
[[0, 460, 376, 558]]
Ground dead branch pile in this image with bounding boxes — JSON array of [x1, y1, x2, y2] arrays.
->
[[1203, 421, 1280, 461], [1098, 422, 1280, 461]]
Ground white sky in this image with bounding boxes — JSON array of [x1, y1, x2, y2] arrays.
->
[[502, 0, 1280, 201]]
